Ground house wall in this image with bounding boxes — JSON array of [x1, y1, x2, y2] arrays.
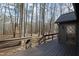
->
[[58, 23, 76, 46], [76, 22, 79, 46], [58, 24, 67, 44]]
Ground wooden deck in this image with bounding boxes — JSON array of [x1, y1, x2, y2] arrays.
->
[[13, 38, 79, 56]]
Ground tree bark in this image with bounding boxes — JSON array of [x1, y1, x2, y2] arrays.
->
[[41, 3, 46, 36], [3, 5, 6, 35], [35, 4, 38, 34], [38, 4, 41, 36], [24, 4, 28, 37], [49, 4, 56, 34], [31, 4, 34, 36], [19, 3, 24, 37]]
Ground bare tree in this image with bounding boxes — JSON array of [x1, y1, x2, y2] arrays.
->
[[0, 4, 3, 18], [49, 4, 56, 34], [19, 3, 24, 37], [31, 4, 34, 36], [23, 4, 26, 37], [35, 3, 38, 34], [46, 3, 49, 34], [49, 4, 53, 34], [3, 4, 6, 35], [65, 3, 73, 12], [38, 4, 42, 36], [15, 3, 20, 37], [8, 3, 15, 37], [24, 4, 28, 37], [13, 3, 17, 38], [59, 3, 63, 15], [41, 3, 46, 36]]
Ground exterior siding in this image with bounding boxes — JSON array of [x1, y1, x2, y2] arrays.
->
[[76, 22, 79, 46], [58, 23, 76, 46], [58, 24, 67, 44]]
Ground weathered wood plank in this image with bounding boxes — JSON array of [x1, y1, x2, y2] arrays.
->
[[0, 37, 32, 49], [38, 33, 58, 44], [14, 39, 77, 56], [0, 37, 32, 42], [0, 41, 21, 49]]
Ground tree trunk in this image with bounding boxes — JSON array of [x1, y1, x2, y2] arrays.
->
[[41, 3, 46, 36], [8, 4, 14, 37], [35, 4, 38, 34], [38, 4, 41, 36], [24, 4, 28, 37], [31, 4, 34, 36], [19, 3, 24, 37], [13, 4, 17, 38], [3, 5, 6, 35]]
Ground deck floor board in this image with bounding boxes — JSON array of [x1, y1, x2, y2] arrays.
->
[[14, 39, 78, 56]]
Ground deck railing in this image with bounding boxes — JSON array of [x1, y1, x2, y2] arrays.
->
[[38, 33, 58, 45], [0, 33, 58, 49], [0, 37, 32, 49]]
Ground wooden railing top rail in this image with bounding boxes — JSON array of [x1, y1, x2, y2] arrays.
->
[[43, 33, 58, 37], [38, 33, 58, 44], [0, 36, 32, 42], [39, 33, 58, 39], [0, 33, 58, 43]]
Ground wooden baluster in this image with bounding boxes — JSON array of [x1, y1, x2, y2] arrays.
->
[[26, 39, 31, 49], [21, 39, 26, 50], [38, 38, 41, 45], [29, 39, 32, 48], [52, 35, 53, 40], [44, 37, 46, 43]]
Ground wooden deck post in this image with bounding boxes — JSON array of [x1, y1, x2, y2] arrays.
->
[[43, 37, 46, 43], [52, 36, 53, 40], [21, 40, 26, 50], [26, 39, 32, 49]]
